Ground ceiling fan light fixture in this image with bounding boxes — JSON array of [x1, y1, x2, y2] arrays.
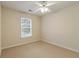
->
[[35, 1, 53, 14], [39, 1, 51, 13], [40, 7, 50, 13]]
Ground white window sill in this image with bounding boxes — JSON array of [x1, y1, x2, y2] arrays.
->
[[21, 34, 32, 39]]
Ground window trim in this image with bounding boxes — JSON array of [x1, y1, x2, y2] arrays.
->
[[21, 17, 32, 38]]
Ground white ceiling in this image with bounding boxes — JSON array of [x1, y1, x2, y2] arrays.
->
[[1, 1, 79, 16]]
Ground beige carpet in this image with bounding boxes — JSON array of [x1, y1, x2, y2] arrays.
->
[[0, 41, 79, 58]]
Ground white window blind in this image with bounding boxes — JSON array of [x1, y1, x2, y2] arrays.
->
[[21, 17, 32, 38]]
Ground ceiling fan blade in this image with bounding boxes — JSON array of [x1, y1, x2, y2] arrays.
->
[[35, 3, 43, 7], [46, 3, 56, 6], [33, 8, 40, 13]]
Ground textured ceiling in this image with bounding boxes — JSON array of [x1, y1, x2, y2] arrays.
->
[[1, 1, 79, 16]]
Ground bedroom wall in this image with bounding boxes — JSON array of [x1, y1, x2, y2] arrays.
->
[[42, 4, 79, 52], [2, 6, 41, 49], [0, 5, 1, 55]]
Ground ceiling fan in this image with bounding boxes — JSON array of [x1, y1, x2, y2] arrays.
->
[[33, 1, 56, 13]]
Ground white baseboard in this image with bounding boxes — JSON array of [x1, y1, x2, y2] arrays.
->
[[2, 40, 40, 50], [2, 39, 79, 53], [42, 39, 79, 53]]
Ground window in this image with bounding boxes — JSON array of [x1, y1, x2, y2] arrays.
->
[[21, 17, 32, 38]]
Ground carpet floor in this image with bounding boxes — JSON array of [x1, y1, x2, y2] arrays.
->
[[0, 41, 79, 58]]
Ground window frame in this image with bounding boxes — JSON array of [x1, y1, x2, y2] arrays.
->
[[21, 17, 32, 38]]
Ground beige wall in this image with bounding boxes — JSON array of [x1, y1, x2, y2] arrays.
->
[[42, 4, 79, 52], [0, 5, 1, 55], [2, 6, 41, 49]]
